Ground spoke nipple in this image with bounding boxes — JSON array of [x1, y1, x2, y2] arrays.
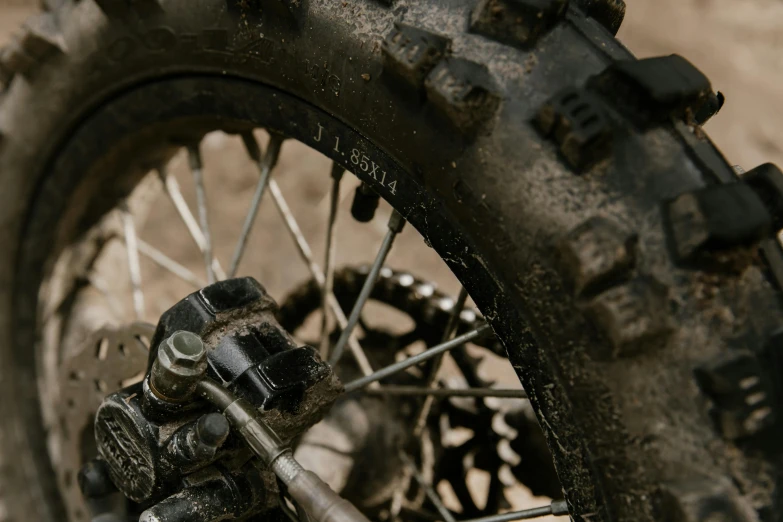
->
[[351, 183, 381, 223], [551, 499, 570, 516], [331, 162, 346, 180], [187, 145, 203, 171], [388, 209, 406, 234], [241, 131, 263, 162]]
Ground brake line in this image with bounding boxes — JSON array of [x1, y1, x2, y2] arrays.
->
[[196, 378, 371, 522]]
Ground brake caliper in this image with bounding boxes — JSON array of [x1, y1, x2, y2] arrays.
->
[[89, 277, 342, 520]]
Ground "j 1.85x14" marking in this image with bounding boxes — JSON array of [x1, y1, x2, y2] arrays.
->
[[314, 123, 398, 196]]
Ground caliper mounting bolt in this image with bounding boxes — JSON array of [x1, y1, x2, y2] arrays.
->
[[149, 330, 208, 402]]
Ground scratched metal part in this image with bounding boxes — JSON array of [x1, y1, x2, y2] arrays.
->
[[55, 322, 154, 520]]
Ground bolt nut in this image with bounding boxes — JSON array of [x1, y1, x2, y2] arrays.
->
[[160, 330, 208, 373], [150, 331, 207, 402]]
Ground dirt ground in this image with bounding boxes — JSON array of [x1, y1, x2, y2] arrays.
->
[[1, 0, 782, 519]]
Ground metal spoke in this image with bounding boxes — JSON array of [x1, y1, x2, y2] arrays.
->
[[320, 163, 344, 358], [268, 178, 322, 284], [392, 282, 467, 522], [278, 496, 301, 522], [120, 202, 145, 319], [391, 291, 473, 519], [400, 506, 441, 522], [344, 324, 491, 393], [86, 271, 125, 319], [147, 144, 535, 522], [461, 500, 569, 522], [414, 287, 469, 437], [158, 165, 226, 280], [228, 132, 284, 278], [188, 144, 217, 284], [295, 501, 313, 522], [136, 239, 206, 288], [267, 176, 375, 377], [329, 210, 406, 366], [363, 385, 528, 399], [400, 453, 456, 522]]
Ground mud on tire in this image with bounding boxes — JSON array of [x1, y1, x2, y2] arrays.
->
[[0, 0, 781, 521]]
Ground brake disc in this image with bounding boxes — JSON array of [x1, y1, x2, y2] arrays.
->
[[55, 322, 154, 517]]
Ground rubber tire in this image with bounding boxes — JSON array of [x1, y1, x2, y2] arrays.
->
[[0, 1, 779, 521]]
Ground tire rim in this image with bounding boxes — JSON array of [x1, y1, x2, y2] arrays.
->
[[29, 77, 568, 522]]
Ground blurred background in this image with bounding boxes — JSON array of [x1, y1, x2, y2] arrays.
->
[[2, 0, 782, 520]]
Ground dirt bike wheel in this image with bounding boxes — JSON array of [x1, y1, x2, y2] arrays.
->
[[0, 0, 780, 521]]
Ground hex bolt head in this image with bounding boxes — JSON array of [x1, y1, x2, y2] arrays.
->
[[78, 458, 117, 499], [150, 331, 207, 402], [161, 330, 207, 372]]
